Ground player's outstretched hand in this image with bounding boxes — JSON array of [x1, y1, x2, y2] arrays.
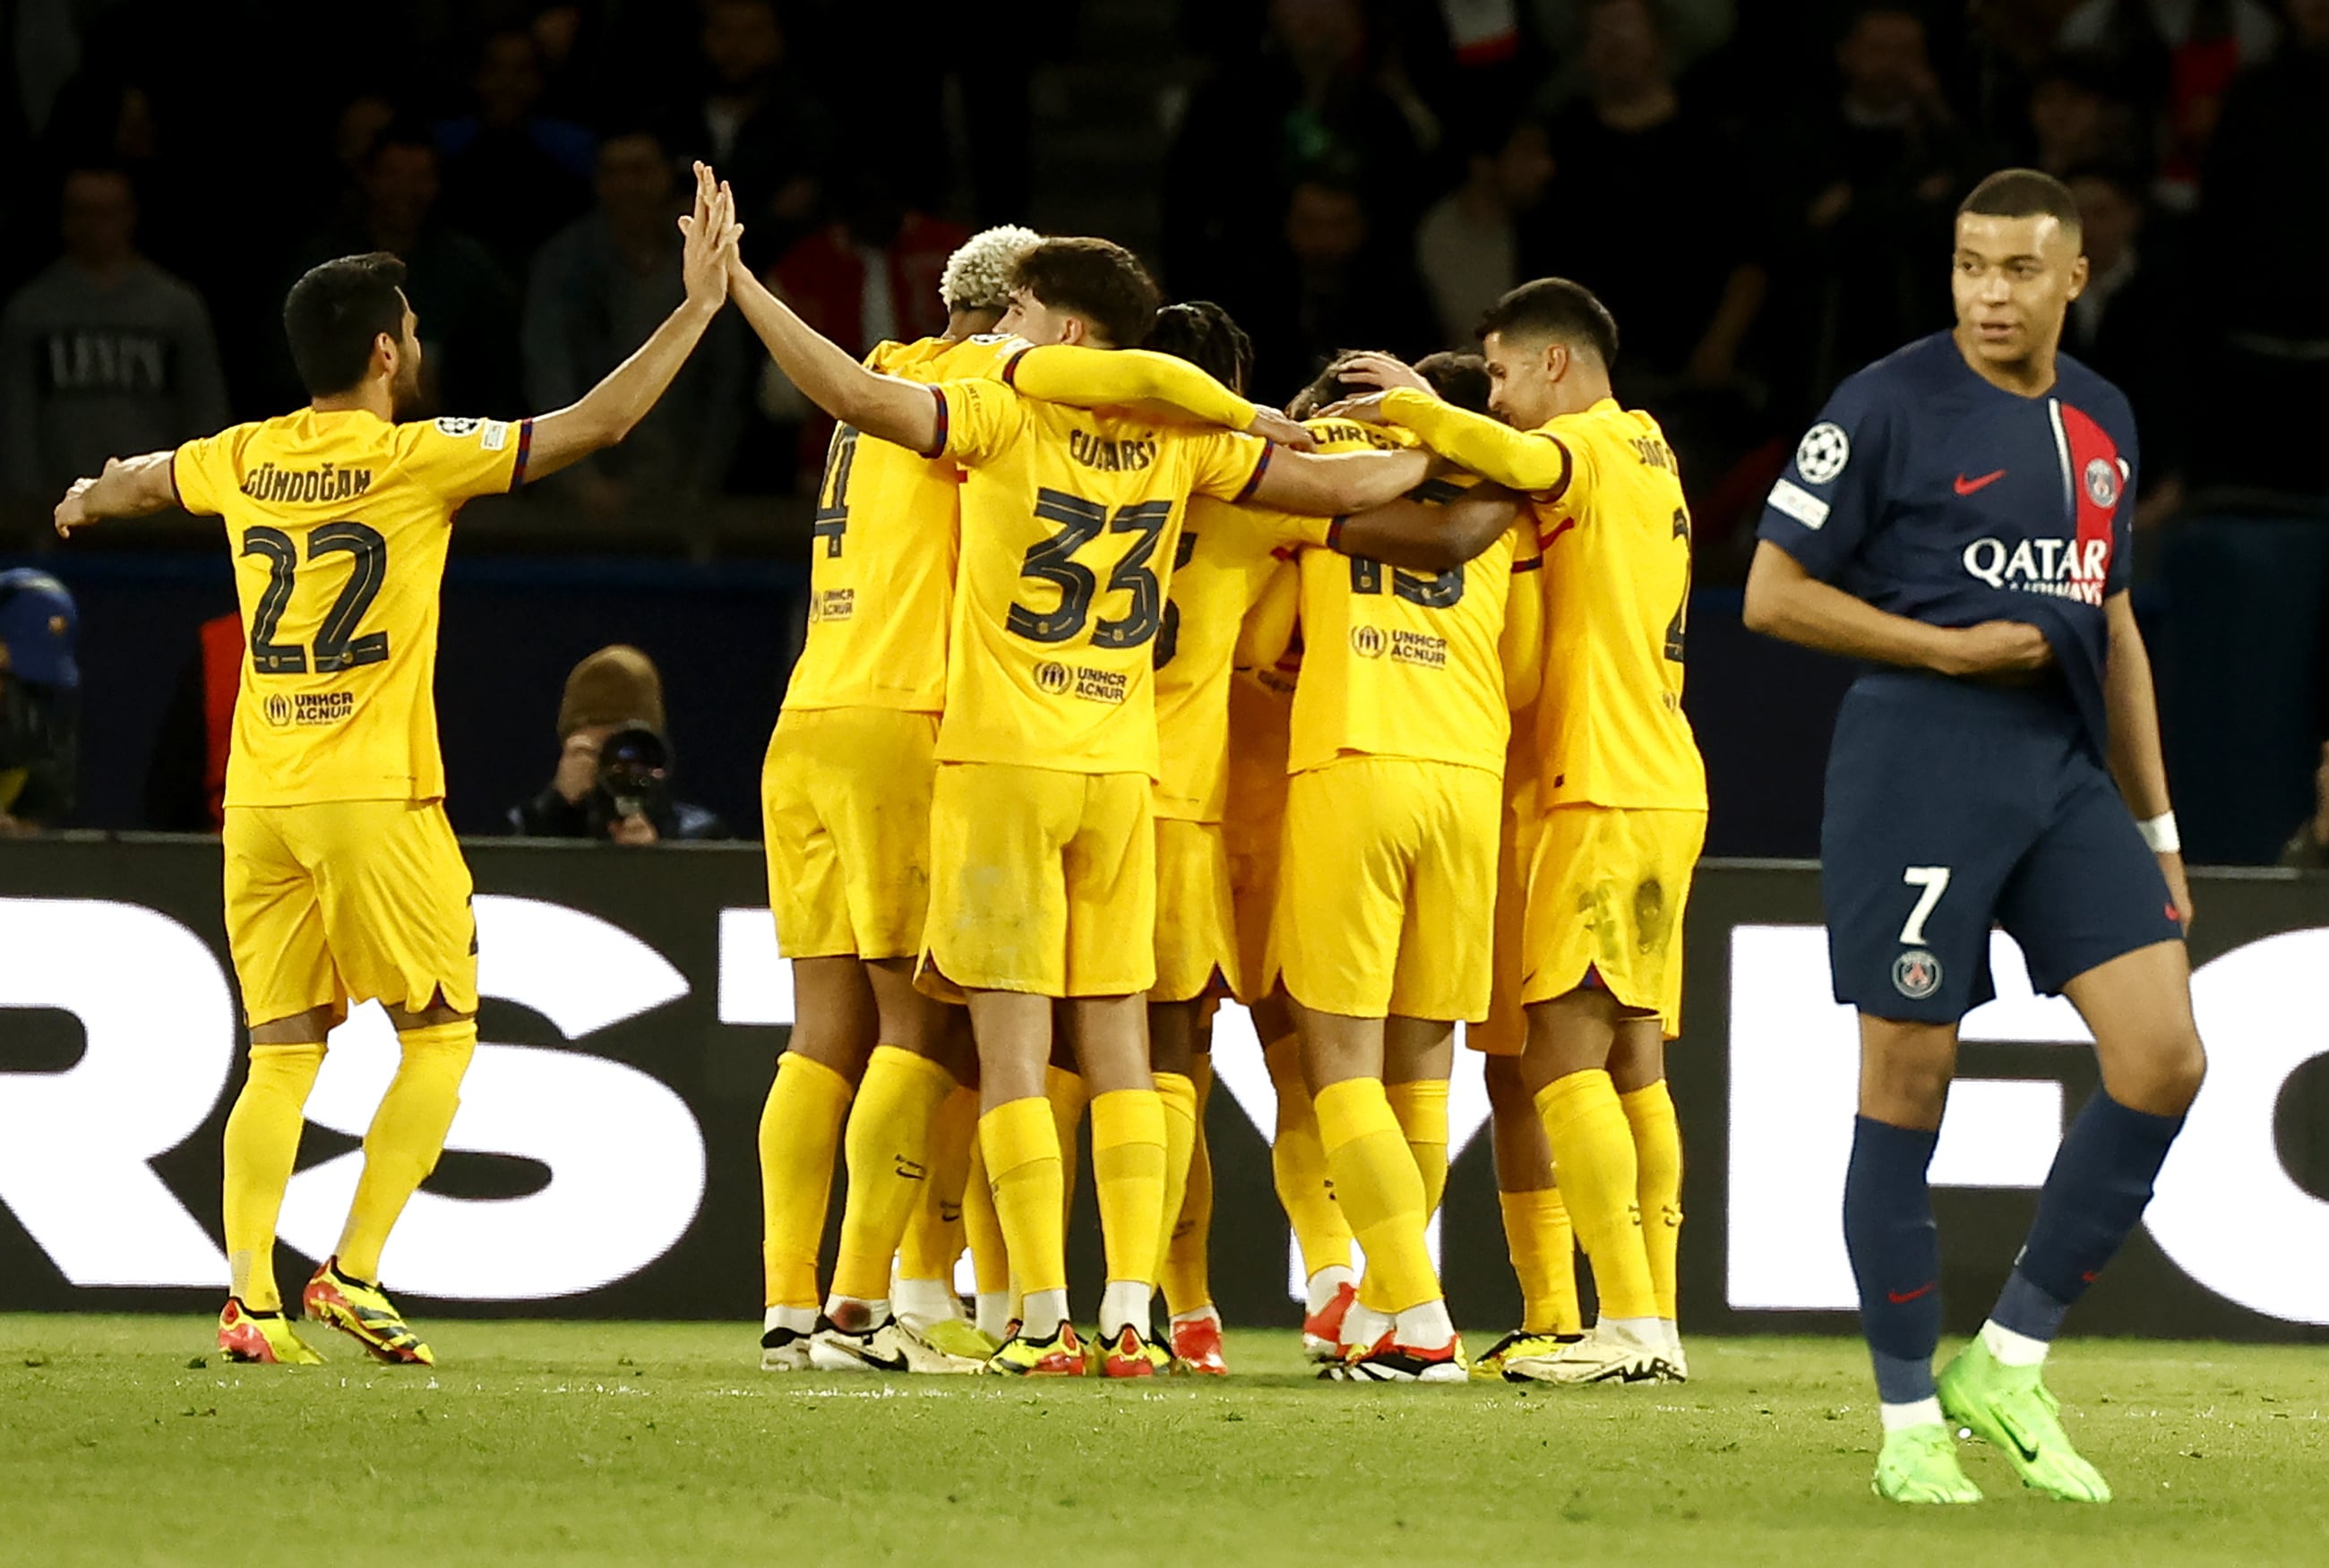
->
[[1337, 351, 1434, 396], [53, 464, 108, 538], [678, 162, 742, 311], [1940, 620, 2053, 681], [1247, 407, 1318, 451]]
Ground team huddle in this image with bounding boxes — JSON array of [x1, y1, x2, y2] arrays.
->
[[54, 159, 2206, 1504]]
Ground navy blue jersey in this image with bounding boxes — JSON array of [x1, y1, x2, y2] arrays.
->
[[1757, 332, 2137, 760]]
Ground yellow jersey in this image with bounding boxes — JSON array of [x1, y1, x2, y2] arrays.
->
[[1530, 399, 1706, 810], [1285, 470, 1540, 778], [782, 333, 1022, 714], [173, 407, 528, 808], [931, 375, 1268, 777]]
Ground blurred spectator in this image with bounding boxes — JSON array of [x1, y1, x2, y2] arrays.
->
[[0, 568, 80, 833], [1226, 175, 1442, 404], [289, 121, 522, 417], [1, 167, 226, 523], [525, 128, 746, 513], [509, 645, 727, 844], [2058, 0, 2280, 203], [1780, 4, 1977, 410], [662, 0, 834, 263], [1525, 0, 1767, 390], [143, 609, 241, 833], [1163, 0, 1429, 303], [436, 27, 597, 280], [2277, 743, 2329, 868], [2064, 160, 2186, 524], [757, 174, 971, 475], [1414, 108, 1554, 344], [2024, 52, 2145, 174], [1526, 0, 1738, 102], [2190, 0, 2329, 496]]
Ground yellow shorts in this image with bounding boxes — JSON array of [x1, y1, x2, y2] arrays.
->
[[1154, 816, 1239, 1003], [1272, 757, 1500, 1023], [223, 799, 477, 1026], [1223, 674, 1293, 1003], [1466, 799, 1543, 1057], [761, 705, 940, 962], [1520, 804, 1706, 1036], [922, 760, 1156, 998]]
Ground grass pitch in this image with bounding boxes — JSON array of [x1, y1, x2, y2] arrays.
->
[[2, 1318, 2323, 1565]]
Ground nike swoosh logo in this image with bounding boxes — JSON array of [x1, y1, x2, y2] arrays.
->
[[862, 1350, 908, 1371], [1954, 469, 2006, 495], [1886, 1282, 1937, 1304]]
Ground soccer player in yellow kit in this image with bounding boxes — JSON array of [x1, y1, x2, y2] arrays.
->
[[726, 236, 1427, 1375], [1253, 412, 1540, 1382], [52, 167, 743, 1366], [1345, 276, 1706, 1385]]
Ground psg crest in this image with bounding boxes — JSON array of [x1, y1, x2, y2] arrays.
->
[[2084, 457, 2119, 509], [1892, 948, 1943, 999]]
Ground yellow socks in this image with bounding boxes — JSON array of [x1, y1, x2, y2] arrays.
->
[[758, 1052, 853, 1310], [1162, 1058, 1215, 1315], [961, 1137, 1012, 1341], [221, 1041, 325, 1311], [1620, 1079, 1684, 1322], [829, 1046, 955, 1306], [979, 1096, 1067, 1299], [335, 1020, 477, 1284], [1313, 1078, 1440, 1315], [1089, 1087, 1167, 1298], [1387, 1077, 1450, 1218], [1152, 1071, 1199, 1291], [1535, 1068, 1658, 1323], [899, 1083, 979, 1287], [1044, 1065, 1087, 1221], [1266, 1036, 1352, 1278], [1500, 1187, 1582, 1335]]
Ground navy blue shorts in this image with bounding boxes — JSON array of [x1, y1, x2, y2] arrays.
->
[[1820, 673, 2183, 1024]]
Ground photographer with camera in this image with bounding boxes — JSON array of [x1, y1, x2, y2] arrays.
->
[[508, 644, 727, 844]]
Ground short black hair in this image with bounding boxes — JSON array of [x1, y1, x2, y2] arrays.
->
[[283, 253, 408, 398], [1414, 351, 1491, 414], [1143, 301, 1253, 395], [1012, 236, 1160, 348], [1959, 167, 2082, 235], [1476, 278, 1620, 369]]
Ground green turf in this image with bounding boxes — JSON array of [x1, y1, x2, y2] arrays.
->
[[3, 1318, 2324, 1565]]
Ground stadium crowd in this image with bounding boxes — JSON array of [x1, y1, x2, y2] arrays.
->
[[6, 0, 2328, 550]]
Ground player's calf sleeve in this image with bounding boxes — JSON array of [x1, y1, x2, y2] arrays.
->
[[1315, 1078, 1440, 1315], [1151, 1072, 1199, 1298], [1500, 1187, 1582, 1337], [979, 1096, 1068, 1298], [222, 1042, 326, 1311], [1162, 1060, 1215, 1314], [1266, 1037, 1354, 1277], [758, 1052, 853, 1311], [1990, 1091, 2185, 1346], [1089, 1088, 1168, 1298], [1386, 1077, 1450, 1218], [1044, 1065, 1087, 1221], [1619, 1080, 1684, 1322], [1534, 1069, 1658, 1323], [899, 1084, 979, 1287], [1842, 1116, 1944, 1405], [337, 1021, 477, 1284], [829, 1047, 956, 1307]]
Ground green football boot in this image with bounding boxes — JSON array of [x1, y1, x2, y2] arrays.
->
[[1938, 1340, 2112, 1503], [1871, 1424, 1985, 1504]]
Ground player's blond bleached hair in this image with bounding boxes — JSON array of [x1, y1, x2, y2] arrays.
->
[[940, 225, 1044, 315]]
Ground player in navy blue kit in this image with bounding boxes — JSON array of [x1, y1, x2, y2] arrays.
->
[[1744, 169, 2205, 1505]]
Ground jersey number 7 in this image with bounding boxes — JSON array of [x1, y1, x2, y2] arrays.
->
[[1007, 489, 1171, 649]]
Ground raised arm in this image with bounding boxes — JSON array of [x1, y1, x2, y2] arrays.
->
[[1375, 388, 1573, 493], [525, 163, 743, 482], [53, 450, 177, 536], [1328, 484, 1523, 571], [1248, 446, 1431, 518], [726, 258, 941, 456], [2102, 588, 2189, 924], [1740, 539, 2055, 681], [1010, 345, 1312, 446]]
